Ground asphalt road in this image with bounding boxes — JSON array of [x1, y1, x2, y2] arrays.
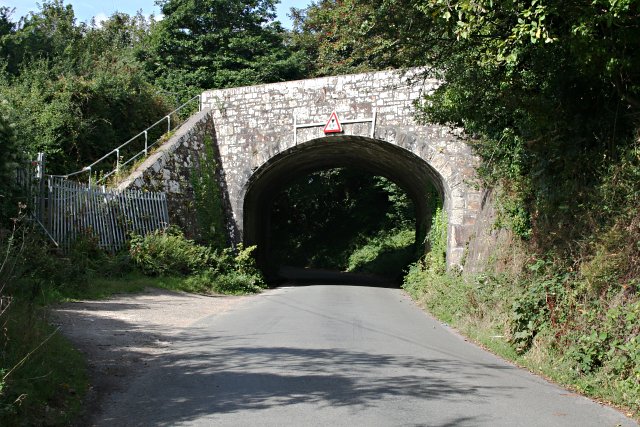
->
[[97, 284, 636, 426]]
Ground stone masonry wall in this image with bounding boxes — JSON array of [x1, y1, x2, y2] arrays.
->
[[117, 69, 490, 268], [118, 109, 216, 238], [201, 69, 483, 267]]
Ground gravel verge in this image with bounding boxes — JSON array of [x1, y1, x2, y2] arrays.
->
[[49, 287, 249, 426]]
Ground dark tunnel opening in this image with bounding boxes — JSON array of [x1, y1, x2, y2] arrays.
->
[[242, 136, 447, 285]]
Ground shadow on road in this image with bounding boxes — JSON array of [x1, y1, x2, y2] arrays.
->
[[273, 266, 401, 288], [99, 334, 517, 426], [56, 288, 634, 427]]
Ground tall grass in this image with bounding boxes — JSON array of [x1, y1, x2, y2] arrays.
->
[[0, 210, 88, 425]]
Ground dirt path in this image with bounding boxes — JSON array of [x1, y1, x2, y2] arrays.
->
[[49, 288, 250, 425]]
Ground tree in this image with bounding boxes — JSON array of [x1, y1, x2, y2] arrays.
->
[[0, 7, 17, 72], [7, 0, 85, 74], [294, 0, 640, 243], [146, 0, 304, 94], [0, 101, 19, 220], [290, 0, 427, 76], [0, 3, 170, 174]]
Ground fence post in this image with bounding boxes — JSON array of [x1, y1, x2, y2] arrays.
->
[[47, 176, 53, 236], [36, 152, 44, 179], [167, 115, 171, 133], [144, 130, 148, 156], [36, 153, 45, 225]]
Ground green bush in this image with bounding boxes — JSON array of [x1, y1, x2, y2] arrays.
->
[[0, 103, 20, 221], [129, 227, 265, 294], [184, 269, 265, 295], [508, 258, 569, 353], [5, 230, 133, 304], [129, 226, 212, 276]]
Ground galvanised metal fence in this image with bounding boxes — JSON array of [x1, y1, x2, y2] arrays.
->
[[41, 176, 169, 252], [14, 95, 194, 250], [19, 160, 169, 252]]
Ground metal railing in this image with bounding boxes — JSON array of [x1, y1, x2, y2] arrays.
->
[[17, 156, 170, 252], [53, 95, 201, 187]]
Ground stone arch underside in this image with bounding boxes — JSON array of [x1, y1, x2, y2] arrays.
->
[[243, 136, 445, 268]]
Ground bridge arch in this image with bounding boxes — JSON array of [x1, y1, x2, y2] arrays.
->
[[243, 135, 446, 267]]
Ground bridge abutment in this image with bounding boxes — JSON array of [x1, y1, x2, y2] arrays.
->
[[122, 69, 483, 268]]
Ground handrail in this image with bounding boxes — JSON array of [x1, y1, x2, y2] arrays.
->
[[49, 94, 201, 186]]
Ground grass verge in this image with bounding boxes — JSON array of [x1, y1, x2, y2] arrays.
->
[[403, 206, 639, 421], [1, 302, 87, 425], [404, 269, 639, 421]]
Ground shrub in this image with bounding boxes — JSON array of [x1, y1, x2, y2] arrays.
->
[[129, 227, 265, 294], [129, 226, 212, 276], [184, 269, 265, 295]]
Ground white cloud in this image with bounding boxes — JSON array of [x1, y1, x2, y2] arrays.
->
[[93, 12, 108, 27]]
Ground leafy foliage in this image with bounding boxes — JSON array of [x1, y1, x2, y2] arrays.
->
[[129, 227, 265, 294], [0, 59, 169, 173], [129, 226, 211, 276], [0, 2, 170, 174], [0, 104, 19, 220], [146, 0, 304, 94], [269, 168, 420, 274]]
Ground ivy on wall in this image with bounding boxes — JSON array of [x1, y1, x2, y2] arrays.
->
[[191, 135, 227, 250]]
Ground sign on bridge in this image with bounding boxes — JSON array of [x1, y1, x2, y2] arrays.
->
[[323, 111, 343, 134]]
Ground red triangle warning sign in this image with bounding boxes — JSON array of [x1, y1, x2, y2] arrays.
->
[[323, 111, 343, 134]]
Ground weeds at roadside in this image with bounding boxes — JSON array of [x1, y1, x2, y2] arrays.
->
[[128, 226, 266, 295], [0, 208, 87, 425], [403, 198, 640, 420]]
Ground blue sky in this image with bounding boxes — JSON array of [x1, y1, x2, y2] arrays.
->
[[0, 0, 310, 28]]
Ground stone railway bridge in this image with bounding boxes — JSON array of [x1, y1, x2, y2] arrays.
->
[[120, 69, 483, 268]]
